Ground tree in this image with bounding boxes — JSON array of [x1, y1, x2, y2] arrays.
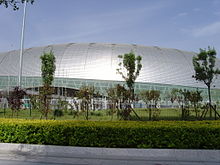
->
[[77, 86, 96, 120], [0, 0, 34, 10], [7, 87, 26, 117], [192, 47, 220, 117], [106, 84, 130, 120], [167, 88, 191, 119], [106, 86, 118, 119], [188, 90, 203, 118], [140, 90, 160, 120], [117, 52, 142, 100], [168, 88, 179, 107], [168, 88, 184, 108], [116, 52, 142, 120], [40, 51, 56, 119], [178, 89, 191, 119]]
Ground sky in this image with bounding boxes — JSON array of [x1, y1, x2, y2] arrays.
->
[[0, 0, 220, 56]]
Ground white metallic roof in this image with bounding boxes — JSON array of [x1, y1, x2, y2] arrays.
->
[[0, 43, 219, 89]]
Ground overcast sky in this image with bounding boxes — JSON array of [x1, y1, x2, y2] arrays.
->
[[0, 0, 220, 56]]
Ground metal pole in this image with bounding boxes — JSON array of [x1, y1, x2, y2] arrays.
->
[[18, 0, 27, 87]]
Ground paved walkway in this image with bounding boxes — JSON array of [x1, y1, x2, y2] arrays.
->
[[0, 143, 219, 165]]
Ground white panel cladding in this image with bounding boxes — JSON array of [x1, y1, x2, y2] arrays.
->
[[0, 43, 219, 89]]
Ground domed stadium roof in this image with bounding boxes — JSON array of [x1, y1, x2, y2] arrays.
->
[[0, 43, 220, 89]]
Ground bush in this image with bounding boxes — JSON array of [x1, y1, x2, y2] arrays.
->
[[0, 119, 220, 149], [53, 109, 64, 117]]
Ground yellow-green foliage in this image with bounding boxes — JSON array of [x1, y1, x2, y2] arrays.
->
[[0, 119, 220, 149]]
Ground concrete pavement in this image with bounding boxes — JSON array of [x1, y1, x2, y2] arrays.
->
[[0, 143, 219, 165]]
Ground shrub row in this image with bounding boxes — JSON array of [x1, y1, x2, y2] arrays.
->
[[0, 119, 220, 149]]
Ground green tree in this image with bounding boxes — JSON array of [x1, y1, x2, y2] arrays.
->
[[7, 87, 26, 117], [77, 86, 96, 120], [179, 89, 191, 119], [168, 88, 192, 119], [168, 88, 179, 107], [0, 0, 34, 10], [140, 90, 160, 120], [116, 52, 142, 120], [192, 47, 220, 117], [40, 51, 56, 119], [117, 52, 142, 100], [188, 90, 203, 118], [107, 84, 130, 120], [106, 86, 118, 119]]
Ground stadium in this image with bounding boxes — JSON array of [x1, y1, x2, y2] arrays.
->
[[0, 43, 220, 105]]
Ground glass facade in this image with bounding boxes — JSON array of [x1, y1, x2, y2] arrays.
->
[[0, 76, 219, 103]]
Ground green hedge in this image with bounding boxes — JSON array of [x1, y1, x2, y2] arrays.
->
[[0, 119, 220, 149]]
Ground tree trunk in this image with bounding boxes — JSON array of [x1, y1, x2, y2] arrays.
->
[[86, 102, 89, 120], [44, 95, 48, 120], [149, 102, 152, 120], [194, 102, 198, 118], [208, 85, 212, 118], [29, 107, 32, 117], [181, 105, 184, 119], [149, 108, 152, 120], [128, 87, 135, 103]]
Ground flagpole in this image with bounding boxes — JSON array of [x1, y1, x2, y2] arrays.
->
[[18, 0, 27, 88]]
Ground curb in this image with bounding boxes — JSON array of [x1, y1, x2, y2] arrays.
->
[[0, 143, 219, 163]]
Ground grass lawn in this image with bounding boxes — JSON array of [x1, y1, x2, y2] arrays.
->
[[0, 107, 219, 121]]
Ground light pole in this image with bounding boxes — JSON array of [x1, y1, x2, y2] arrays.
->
[[18, 0, 27, 88]]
